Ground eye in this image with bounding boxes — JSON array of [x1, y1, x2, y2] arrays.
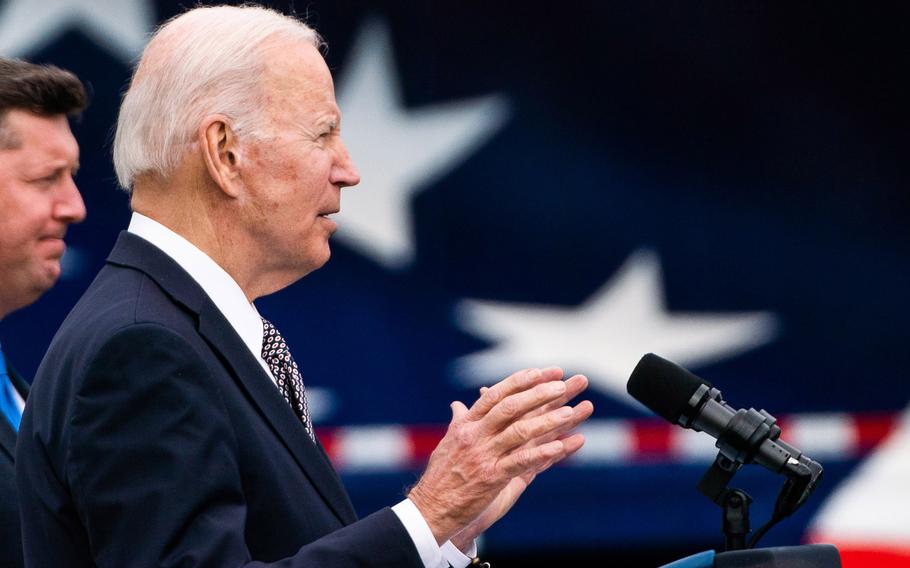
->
[[33, 173, 58, 186], [30, 169, 74, 187]]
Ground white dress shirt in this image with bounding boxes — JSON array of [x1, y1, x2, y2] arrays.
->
[[127, 212, 473, 568]]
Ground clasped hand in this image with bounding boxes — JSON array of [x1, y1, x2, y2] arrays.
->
[[408, 367, 594, 547]]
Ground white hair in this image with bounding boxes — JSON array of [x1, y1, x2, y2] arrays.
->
[[112, 5, 322, 191]]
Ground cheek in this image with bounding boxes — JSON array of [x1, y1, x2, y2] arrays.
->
[[0, 191, 44, 245]]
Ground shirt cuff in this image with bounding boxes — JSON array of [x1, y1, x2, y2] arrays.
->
[[392, 499, 445, 568], [442, 539, 476, 568]]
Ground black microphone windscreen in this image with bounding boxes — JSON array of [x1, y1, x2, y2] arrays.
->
[[627, 353, 712, 423]]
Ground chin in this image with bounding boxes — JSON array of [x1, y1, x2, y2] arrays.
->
[[39, 260, 63, 285], [298, 245, 331, 276]]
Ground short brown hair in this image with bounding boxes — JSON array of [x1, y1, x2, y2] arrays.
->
[[0, 57, 87, 148]]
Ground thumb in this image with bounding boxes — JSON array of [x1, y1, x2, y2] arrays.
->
[[450, 400, 469, 422]]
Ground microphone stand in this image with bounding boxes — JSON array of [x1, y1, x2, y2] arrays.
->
[[696, 410, 824, 551], [698, 454, 752, 551]]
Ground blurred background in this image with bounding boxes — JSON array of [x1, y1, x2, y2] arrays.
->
[[2, 1, 908, 565]]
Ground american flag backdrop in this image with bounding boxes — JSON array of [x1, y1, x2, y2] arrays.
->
[[2, 1, 909, 565]]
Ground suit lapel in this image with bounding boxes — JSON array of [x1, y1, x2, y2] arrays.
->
[[0, 415, 15, 463], [107, 232, 357, 525], [197, 307, 357, 524], [0, 366, 29, 463]]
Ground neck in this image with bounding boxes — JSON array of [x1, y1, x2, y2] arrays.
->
[[131, 182, 295, 302]]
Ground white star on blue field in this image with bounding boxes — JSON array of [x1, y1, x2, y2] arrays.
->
[[454, 249, 778, 405], [0, 0, 155, 62]]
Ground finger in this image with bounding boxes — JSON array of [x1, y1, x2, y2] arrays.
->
[[497, 475, 532, 511], [558, 432, 586, 458], [450, 400, 469, 422], [521, 400, 594, 448], [523, 375, 589, 420], [479, 379, 568, 435], [510, 400, 594, 458], [466, 367, 563, 421], [492, 403, 578, 453], [496, 399, 593, 452], [498, 438, 568, 478], [562, 374, 588, 400], [529, 432, 587, 476], [466, 368, 534, 420]]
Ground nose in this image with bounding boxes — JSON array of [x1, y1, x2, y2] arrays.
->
[[53, 175, 87, 224], [331, 138, 360, 189]]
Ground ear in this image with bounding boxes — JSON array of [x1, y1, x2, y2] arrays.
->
[[199, 115, 243, 198]]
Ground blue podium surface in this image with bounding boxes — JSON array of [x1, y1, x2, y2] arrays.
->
[[661, 550, 716, 568]]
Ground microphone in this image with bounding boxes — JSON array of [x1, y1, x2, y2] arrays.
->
[[627, 353, 822, 515]]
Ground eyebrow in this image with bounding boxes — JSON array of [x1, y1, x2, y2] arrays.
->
[[34, 161, 80, 178]]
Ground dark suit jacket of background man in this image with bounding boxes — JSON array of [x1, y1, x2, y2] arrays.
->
[[16, 232, 425, 567], [1, 365, 28, 568]]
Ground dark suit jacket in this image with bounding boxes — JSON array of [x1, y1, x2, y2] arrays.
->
[[15, 232, 424, 568], [1, 365, 28, 568]]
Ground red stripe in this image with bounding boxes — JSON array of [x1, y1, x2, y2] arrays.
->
[[408, 425, 445, 464], [633, 420, 672, 460], [316, 428, 337, 461], [839, 548, 910, 568], [854, 413, 898, 452]]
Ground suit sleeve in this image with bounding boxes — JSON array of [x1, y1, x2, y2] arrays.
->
[[66, 323, 422, 568]]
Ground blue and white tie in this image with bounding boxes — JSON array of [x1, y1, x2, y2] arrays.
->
[[0, 343, 22, 432]]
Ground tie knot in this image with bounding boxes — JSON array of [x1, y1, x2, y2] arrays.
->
[[261, 317, 288, 358], [261, 316, 276, 336]]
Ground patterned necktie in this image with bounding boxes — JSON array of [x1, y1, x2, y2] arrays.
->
[[261, 317, 315, 442]]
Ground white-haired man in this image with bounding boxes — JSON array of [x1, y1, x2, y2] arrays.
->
[[16, 5, 593, 567]]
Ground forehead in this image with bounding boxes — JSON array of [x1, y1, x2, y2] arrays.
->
[[0, 110, 78, 167], [259, 39, 338, 118]]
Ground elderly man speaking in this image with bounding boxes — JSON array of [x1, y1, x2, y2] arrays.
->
[[16, 5, 593, 567]]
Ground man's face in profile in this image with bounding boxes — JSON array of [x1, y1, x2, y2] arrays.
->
[[0, 110, 85, 314], [237, 38, 360, 278]]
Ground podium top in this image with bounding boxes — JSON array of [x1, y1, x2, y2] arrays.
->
[[659, 545, 841, 568]]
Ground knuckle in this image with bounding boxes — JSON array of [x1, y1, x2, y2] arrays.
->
[[545, 441, 565, 459], [499, 396, 519, 418], [484, 385, 503, 406], [511, 420, 530, 441], [544, 413, 561, 431], [455, 425, 476, 447], [479, 462, 498, 484], [533, 383, 551, 403], [516, 448, 534, 468]]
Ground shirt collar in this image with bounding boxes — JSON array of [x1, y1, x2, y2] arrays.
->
[[127, 212, 265, 360]]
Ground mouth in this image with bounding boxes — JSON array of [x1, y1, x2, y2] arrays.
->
[[39, 234, 67, 244], [38, 237, 67, 257], [318, 210, 339, 232]]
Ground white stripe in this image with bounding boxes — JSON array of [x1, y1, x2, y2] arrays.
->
[[671, 427, 719, 462], [571, 420, 635, 465], [334, 426, 411, 471], [784, 413, 856, 459]]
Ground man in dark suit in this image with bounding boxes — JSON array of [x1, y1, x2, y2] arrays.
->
[[0, 57, 87, 568], [16, 5, 593, 567]]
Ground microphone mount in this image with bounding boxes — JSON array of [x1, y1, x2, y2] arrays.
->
[[693, 388, 824, 550]]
